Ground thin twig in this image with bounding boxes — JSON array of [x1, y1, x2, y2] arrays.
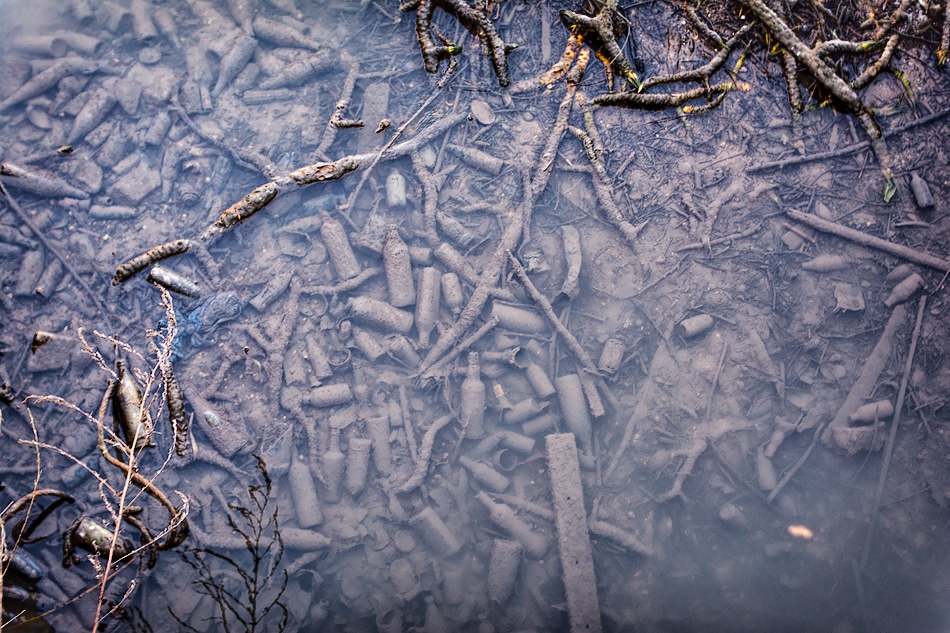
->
[[0, 182, 113, 321], [767, 419, 829, 504], [421, 315, 499, 378], [507, 252, 598, 376], [344, 57, 459, 220], [750, 105, 950, 173]]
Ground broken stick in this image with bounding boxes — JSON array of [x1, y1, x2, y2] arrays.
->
[[787, 210, 950, 273], [860, 296, 926, 570], [507, 251, 605, 417]]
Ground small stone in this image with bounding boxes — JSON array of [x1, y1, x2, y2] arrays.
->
[[25, 103, 52, 130], [471, 98, 496, 125], [813, 201, 834, 220], [109, 161, 160, 205], [719, 502, 749, 531], [781, 230, 804, 250], [834, 282, 865, 312]]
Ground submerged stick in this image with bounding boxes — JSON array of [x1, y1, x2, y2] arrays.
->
[[0, 182, 112, 318], [822, 304, 911, 442], [314, 58, 360, 160], [751, 106, 950, 173], [394, 413, 454, 494], [422, 315, 499, 378], [787, 210, 950, 272], [860, 295, 926, 570], [766, 420, 828, 504], [505, 253, 598, 374]]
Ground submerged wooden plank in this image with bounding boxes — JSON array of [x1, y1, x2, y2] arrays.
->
[[545, 433, 602, 633]]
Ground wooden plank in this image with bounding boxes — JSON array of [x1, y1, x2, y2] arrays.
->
[[545, 433, 602, 633]]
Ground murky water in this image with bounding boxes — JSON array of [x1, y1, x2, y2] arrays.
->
[[2, 0, 950, 632]]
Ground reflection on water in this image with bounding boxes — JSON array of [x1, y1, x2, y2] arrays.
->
[[2, 0, 950, 632]]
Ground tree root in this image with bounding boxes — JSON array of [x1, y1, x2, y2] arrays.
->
[[418, 53, 589, 373], [112, 111, 468, 281], [559, 0, 642, 90], [507, 251, 605, 418], [940, 0, 950, 67], [402, 0, 514, 86], [421, 315, 499, 379], [508, 251, 598, 375], [656, 437, 708, 502], [299, 267, 382, 296], [593, 81, 743, 109], [735, 0, 896, 178], [570, 124, 648, 248], [411, 151, 441, 245]]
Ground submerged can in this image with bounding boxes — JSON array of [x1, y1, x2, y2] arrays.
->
[[597, 338, 625, 375]]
